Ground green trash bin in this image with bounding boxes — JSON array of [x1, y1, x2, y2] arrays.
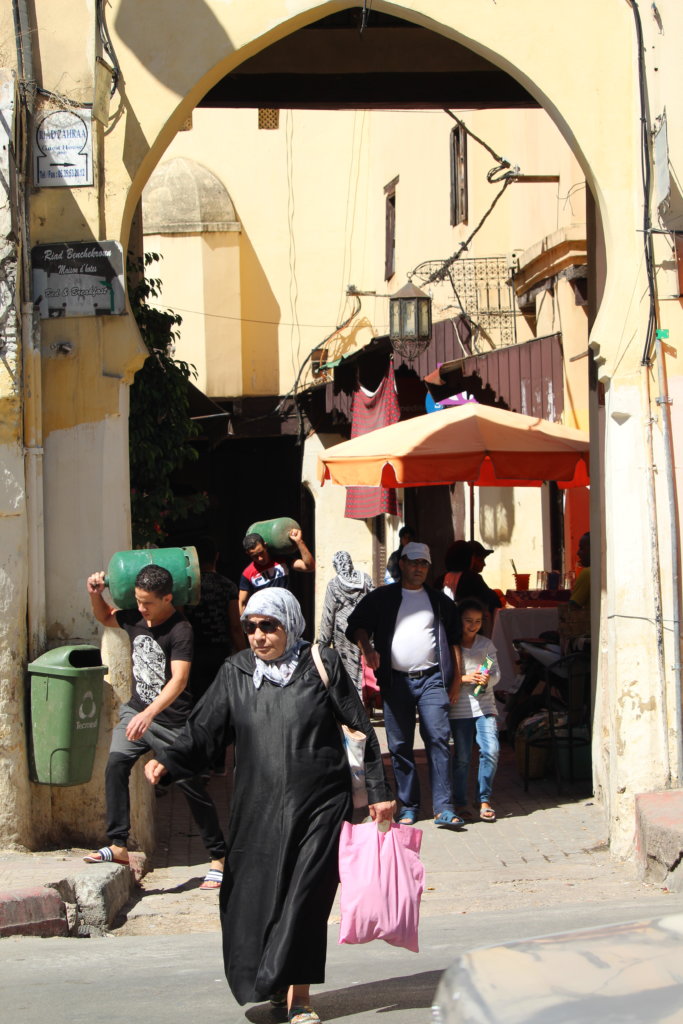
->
[[28, 645, 108, 786]]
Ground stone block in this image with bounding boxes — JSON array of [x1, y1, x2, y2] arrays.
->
[[0, 886, 68, 937]]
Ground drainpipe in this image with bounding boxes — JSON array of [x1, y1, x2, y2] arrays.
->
[[642, 366, 671, 785], [23, 303, 45, 661], [627, 0, 677, 783], [12, 0, 45, 658], [654, 334, 683, 786]]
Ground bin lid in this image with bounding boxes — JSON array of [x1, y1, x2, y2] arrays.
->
[[28, 644, 108, 674]]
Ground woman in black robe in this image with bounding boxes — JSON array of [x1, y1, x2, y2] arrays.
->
[[145, 588, 395, 1024]]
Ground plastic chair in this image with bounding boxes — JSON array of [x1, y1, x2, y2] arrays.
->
[[523, 651, 591, 792]]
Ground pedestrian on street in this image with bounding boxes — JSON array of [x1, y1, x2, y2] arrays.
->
[[186, 535, 245, 704], [346, 541, 463, 828], [238, 527, 315, 613], [384, 524, 416, 583], [449, 598, 501, 822], [318, 550, 374, 695], [145, 588, 394, 1024], [83, 564, 227, 891]]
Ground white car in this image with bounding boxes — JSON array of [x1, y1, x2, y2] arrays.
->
[[432, 914, 683, 1023]]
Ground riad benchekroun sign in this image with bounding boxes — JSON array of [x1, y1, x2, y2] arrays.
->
[[32, 241, 126, 319]]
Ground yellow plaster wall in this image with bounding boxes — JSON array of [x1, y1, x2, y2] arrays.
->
[[13, 0, 683, 856]]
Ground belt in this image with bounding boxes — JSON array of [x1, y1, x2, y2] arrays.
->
[[395, 667, 437, 679]]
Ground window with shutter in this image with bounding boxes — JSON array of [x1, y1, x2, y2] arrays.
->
[[450, 125, 468, 226], [384, 176, 398, 280]]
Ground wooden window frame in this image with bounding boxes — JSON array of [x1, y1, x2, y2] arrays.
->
[[384, 176, 398, 281], [450, 125, 468, 226]]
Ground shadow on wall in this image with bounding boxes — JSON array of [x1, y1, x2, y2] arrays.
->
[[239, 229, 281, 395], [114, 1, 235, 96], [479, 486, 515, 545]]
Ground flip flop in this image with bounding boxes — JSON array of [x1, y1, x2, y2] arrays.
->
[[83, 847, 129, 865], [289, 1008, 321, 1024], [479, 806, 497, 822], [199, 868, 223, 890], [433, 810, 465, 827]]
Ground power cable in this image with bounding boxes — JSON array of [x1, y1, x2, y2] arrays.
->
[[626, 0, 658, 365]]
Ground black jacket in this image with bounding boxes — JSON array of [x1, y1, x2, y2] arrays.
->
[[345, 583, 460, 690]]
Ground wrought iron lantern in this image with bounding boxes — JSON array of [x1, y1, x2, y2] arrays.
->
[[389, 280, 432, 361]]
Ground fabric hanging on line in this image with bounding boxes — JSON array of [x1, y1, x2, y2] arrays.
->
[[345, 361, 400, 519]]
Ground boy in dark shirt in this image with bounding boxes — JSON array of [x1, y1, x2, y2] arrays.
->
[[83, 564, 226, 889]]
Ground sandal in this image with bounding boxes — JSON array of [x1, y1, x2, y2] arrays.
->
[[199, 868, 223, 890], [288, 1008, 321, 1024], [479, 805, 496, 822], [269, 988, 288, 1008], [83, 847, 130, 865], [397, 807, 417, 825], [433, 810, 465, 827]]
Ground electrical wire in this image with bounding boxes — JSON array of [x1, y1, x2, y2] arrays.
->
[[274, 295, 362, 442], [96, 0, 121, 96], [443, 109, 510, 170], [151, 303, 348, 330], [285, 110, 302, 380], [414, 176, 514, 286], [627, 0, 658, 365]]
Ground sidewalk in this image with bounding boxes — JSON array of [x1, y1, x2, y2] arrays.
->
[[0, 723, 672, 938]]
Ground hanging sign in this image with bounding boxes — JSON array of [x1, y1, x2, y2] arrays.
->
[[34, 108, 93, 187], [32, 241, 126, 319]]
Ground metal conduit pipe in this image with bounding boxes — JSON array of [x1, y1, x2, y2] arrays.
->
[[655, 335, 683, 785], [642, 366, 671, 783], [12, 0, 45, 658]]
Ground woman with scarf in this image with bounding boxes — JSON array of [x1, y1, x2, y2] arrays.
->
[[318, 551, 374, 695], [145, 589, 394, 1024]]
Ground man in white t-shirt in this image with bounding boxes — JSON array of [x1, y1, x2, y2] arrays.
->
[[347, 542, 462, 826]]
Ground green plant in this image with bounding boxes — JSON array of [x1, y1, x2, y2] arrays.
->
[[128, 253, 207, 547]]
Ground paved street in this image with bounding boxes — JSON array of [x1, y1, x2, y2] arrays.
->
[[4, 730, 683, 1022]]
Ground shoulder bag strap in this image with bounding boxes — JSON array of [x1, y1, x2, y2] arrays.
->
[[311, 642, 330, 687]]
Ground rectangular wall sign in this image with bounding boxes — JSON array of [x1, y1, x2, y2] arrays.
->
[[32, 241, 126, 319]]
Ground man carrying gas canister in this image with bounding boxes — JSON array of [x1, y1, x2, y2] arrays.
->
[[83, 563, 227, 891]]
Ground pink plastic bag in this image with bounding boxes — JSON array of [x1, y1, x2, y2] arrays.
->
[[338, 820, 425, 953]]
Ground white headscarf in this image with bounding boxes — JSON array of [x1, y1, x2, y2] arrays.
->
[[333, 550, 364, 592], [241, 589, 307, 689]]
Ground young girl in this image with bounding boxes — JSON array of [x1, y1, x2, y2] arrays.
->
[[448, 598, 501, 821]]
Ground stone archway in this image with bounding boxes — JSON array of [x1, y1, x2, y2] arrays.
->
[[105, 2, 662, 856], [21, 0, 676, 858]]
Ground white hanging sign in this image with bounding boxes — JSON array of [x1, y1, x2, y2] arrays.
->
[[34, 108, 93, 188]]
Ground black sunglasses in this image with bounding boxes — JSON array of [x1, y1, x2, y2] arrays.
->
[[243, 618, 281, 635]]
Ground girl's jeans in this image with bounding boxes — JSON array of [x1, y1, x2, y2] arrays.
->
[[450, 714, 499, 805]]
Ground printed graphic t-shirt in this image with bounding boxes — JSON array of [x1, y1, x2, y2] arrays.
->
[[116, 609, 193, 727], [239, 559, 290, 599]]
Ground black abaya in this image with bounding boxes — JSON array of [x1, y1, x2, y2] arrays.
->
[[158, 644, 392, 1005]]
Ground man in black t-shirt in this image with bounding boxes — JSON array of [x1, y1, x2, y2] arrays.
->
[[83, 564, 226, 888]]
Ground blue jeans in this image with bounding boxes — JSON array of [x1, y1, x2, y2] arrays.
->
[[383, 669, 454, 815], [450, 715, 500, 806]]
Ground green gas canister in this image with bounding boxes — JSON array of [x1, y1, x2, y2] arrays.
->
[[104, 547, 200, 609], [246, 517, 300, 556]]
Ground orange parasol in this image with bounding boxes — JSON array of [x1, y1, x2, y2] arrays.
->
[[317, 403, 589, 489]]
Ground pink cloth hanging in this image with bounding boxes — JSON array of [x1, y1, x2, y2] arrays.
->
[[344, 363, 400, 519]]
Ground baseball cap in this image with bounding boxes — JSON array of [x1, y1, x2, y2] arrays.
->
[[469, 541, 493, 558], [401, 541, 431, 564]]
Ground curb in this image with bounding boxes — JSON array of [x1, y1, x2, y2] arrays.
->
[[635, 790, 683, 888], [0, 852, 148, 938], [0, 886, 68, 938]]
